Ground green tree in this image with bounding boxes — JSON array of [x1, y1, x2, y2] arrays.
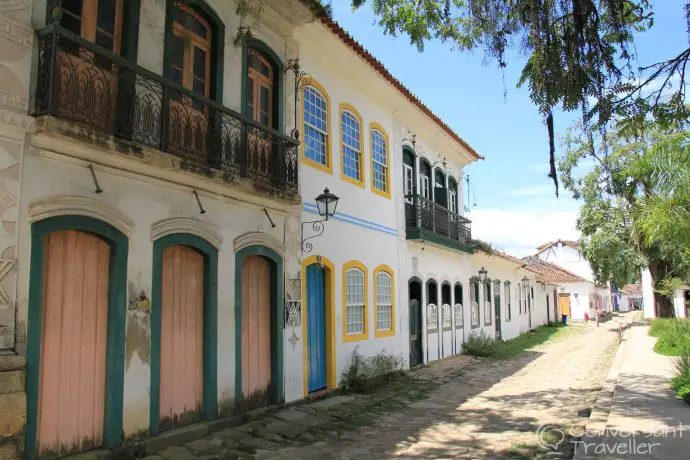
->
[[560, 123, 690, 317], [346, 0, 690, 194]]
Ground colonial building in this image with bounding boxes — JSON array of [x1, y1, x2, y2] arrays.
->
[[0, 1, 584, 459], [0, 0, 316, 458], [533, 240, 611, 320]]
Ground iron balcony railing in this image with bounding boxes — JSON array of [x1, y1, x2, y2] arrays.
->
[[32, 25, 299, 194], [405, 194, 472, 244]]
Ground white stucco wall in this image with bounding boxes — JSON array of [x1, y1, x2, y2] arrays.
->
[[673, 287, 688, 319], [537, 243, 594, 282], [641, 267, 656, 319]]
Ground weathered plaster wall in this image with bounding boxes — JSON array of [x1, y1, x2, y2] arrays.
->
[[0, 2, 33, 458], [15, 146, 289, 437]]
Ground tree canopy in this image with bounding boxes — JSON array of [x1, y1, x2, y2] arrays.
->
[[559, 122, 690, 316], [348, 0, 690, 194]]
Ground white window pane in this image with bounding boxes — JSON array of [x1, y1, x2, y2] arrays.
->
[[346, 267, 365, 335]]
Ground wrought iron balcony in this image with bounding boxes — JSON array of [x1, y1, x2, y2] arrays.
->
[[32, 25, 298, 194], [405, 194, 473, 252]]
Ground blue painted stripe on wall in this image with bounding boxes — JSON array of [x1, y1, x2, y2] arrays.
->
[[302, 206, 398, 236], [302, 203, 398, 234]]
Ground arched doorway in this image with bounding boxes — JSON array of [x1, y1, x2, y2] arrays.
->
[[234, 245, 284, 409], [302, 256, 335, 395], [408, 278, 423, 367], [26, 216, 128, 459], [426, 279, 439, 362], [441, 282, 452, 358], [151, 234, 218, 433]]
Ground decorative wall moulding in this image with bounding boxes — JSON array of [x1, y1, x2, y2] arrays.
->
[[28, 195, 134, 237], [151, 217, 223, 249]]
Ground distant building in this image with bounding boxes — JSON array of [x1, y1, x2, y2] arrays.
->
[[534, 239, 594, 282], [531, 240, 612, 320]]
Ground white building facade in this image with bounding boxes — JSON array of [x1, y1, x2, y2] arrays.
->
[[0, 1, 577, 459]]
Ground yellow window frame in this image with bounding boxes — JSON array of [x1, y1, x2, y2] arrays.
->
[[342, 260, 368, 342], [301, 79, 333, 174], [369, 123, 391, 199], [373, 264, 395, 338], [339, 103, 365, 188]]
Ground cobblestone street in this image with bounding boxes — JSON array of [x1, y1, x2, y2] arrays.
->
[[259, 320, 622, 459], [120, 317, 631, 460]]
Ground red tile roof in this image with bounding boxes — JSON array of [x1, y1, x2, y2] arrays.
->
[[620, 282, 642, 295], [300, 1, 483, 160], [521, 256, 589, 284]]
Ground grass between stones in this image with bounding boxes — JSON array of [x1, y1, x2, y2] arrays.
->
[[300, 366, 469, 442], [464, 324, 585, 360]]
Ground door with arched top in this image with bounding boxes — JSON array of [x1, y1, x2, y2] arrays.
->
[[37, 230, 110, 457], [159, 245, 204, 426], [241, 255, 272, 407]]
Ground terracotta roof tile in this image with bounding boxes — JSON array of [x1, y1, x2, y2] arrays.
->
[[300, 1, 482, 160], [521, 256, 589, 284]]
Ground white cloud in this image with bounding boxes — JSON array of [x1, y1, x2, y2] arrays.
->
[[468, 208, 579, 257], [509, 184, 554, 197]]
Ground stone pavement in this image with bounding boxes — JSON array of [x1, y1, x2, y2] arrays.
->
[[574, 320, 690, 459], [258, 317, 630, 460], [70, 318, 630, 460]]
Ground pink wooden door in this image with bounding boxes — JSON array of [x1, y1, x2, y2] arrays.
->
[[37, 230, 110, 456], [241, 256, 271, 406], [160, 246, 204, 425]]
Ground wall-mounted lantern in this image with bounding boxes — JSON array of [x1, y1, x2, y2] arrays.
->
[[302, 188, 340, 253], [522, 276, 530, 288], [478, 267, 488, 284]]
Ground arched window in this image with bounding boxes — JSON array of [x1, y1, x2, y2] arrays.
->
[[169, 3, 212, 99], [434, 168, 447, 208], [60, 0, 124, 54], [374, 265, 395, 337], [426, 279, 438, 331], [371, 125, 390, 198], [454, 283, 463, 328], [504, 281, 512, 321], [448, 177, 458, 213], [247, 50, 274, 126], [484, 279, 492, 325], [343, 261, 368, 341], [340, 105, 364, 186], [402, 147, 416, 203], [420, 159, 432, 200], [302, 80, 331, 173], [470, 277, 480, 327], [441, 283, 452, 329], [493, 280, 501, 322]]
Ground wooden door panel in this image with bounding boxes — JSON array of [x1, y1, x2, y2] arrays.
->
[[38, 230, 110, 457], [160, 246, 204, 426], [559, 294, 571, 317], [241, 256, 272, 406], [306, 264, 327, 393]]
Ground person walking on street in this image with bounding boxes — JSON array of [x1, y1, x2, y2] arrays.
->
[[595, 306, 601, 327]]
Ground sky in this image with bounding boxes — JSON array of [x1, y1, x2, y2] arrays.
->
[[328, 0, 689, 256]]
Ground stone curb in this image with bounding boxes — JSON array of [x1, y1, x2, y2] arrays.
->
[[572, 313, 638, 460]]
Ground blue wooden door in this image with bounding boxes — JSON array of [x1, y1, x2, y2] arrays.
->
[[306, 264, 327, 392]]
